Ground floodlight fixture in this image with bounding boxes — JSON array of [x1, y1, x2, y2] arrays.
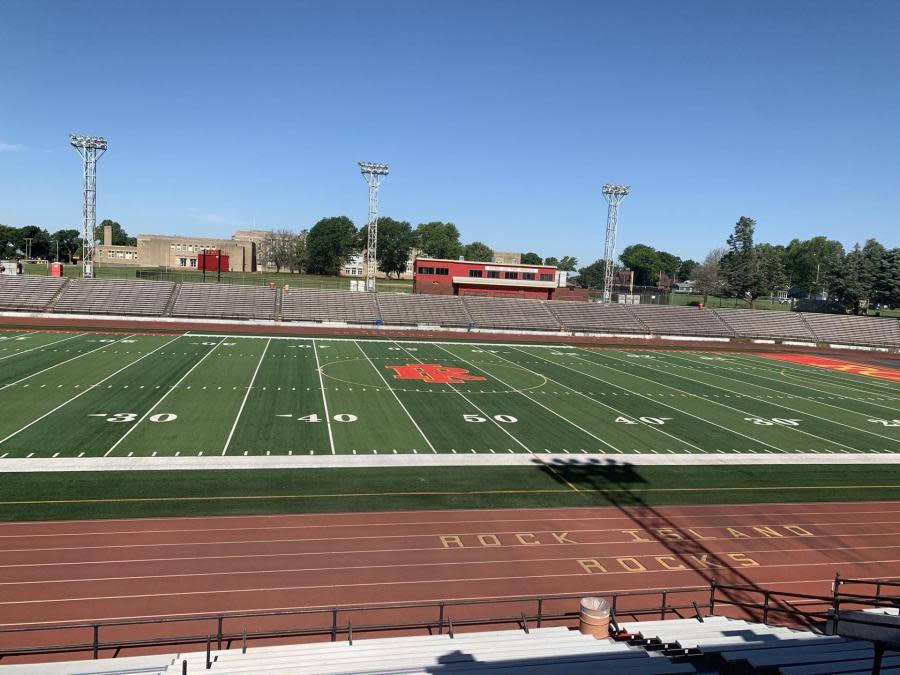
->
[[359, 161, 389, 176], [70, 134, 108, 151], [602, 183, 630, 198]]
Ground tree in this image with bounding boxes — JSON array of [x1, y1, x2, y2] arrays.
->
[[50, 229, 82, 263], [720, 216, 761, 305], [415, 222, 461, 260], [828, 245, 865, 313], [520, 252, 542, 265], [98, 220, 136, 246], [872, 248, 900, 308], [463, 241, 493, 262], [557, 256, 578, 272], [784, 236, 844, 297], [359, 217, 415, 278], [543, 256, 560, 267], [619, 244, 662, 286], [292, 231, 308, 273], [860, 239, 886, 311], [676, 259, 698, 281], [694, 247, 725, 305], [262, 229, 301, 273], [576, 259, 605, 288], [305, 216, 358, 275], [754, 243, 788, 296]]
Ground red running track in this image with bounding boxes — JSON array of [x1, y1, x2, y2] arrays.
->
[[1, 501, 899, 660]]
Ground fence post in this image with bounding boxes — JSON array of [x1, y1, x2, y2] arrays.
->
[[521, 612, 529, 634], [216, 615, 223, 650], [660, 591, 668, 620], [448, 617, 454, 639], [205, 636, 211, 670], [438, 603, 444, 636], [182, 659, 187, 675], [331, 608, 338, 642], [537, 598, 543, 628], [876, 581, 883, 608], [92, 624, 99, 660], [709, 579, 717, 615], [348, 621, 353, 646], [763, 590, 771, 625], [242, 628, 247, 654]]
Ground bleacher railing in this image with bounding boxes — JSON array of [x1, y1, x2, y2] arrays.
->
[[0, 576, 897, 661]]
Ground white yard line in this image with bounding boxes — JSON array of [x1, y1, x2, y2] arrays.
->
[[432, 343, 621, 453], [354, 340, 436, 453], [514, 346, 780, 453], [313, 339, 336, 455], [660, 351, 900, 447], [594, 351, 859, 452], [0, 332, 84, 361], [105, 338, 226, 457], [497, 346, 706, 453], [222, 338, 272, 456], [1, 334, 137, 391], [0, 334, 186, 447], [392, 341, 536, 455]]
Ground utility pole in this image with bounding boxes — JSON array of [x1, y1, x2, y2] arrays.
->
[[358, 162, 389, 292], [70, 134, 108, 278]]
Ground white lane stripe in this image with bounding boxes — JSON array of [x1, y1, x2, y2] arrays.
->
[[354, 340, 436, 453], [0, 332, 84, 361], [222, 338, 271, 455], [105, 338, 225, 456], [1, 334, 138, 391], [313, 339, 336, 455], [0, 334, 184, 447]]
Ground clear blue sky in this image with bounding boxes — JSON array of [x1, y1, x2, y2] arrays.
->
[[1, 0, 898, 264]]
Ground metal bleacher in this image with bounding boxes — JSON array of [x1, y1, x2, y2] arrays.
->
[[0, 275, 68, 311], [801, 312, 900, 347], [547, 300, 648, 334], [627, 305, 734, 337], [461, 296, 561, 332], [377, 292, 471, 327], [713, 307, 816, 341], [54, 278, 175, 316], [172, 283, 276, 320], [281, 287, 379, 324]]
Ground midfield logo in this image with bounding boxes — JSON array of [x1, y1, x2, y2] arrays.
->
[[386, 364, 487, 384]]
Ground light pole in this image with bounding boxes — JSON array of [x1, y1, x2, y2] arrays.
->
[[601, 183, 630, 303], [358, 162, 389, 292], [70, 134, 108, 278]]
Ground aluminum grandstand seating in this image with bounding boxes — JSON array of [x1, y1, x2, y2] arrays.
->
[[54, 278, 175, 316], [547, 300, 648, 334], [171, 283, 276, 320], [281, 288, 379, 324], [376, 292, 470, 327], [462, 296, 561, 331], [627, 305, 734, 337], [713, 307, 816, 341], [801, 312, 900, 347], [0, 275, 67, 311]]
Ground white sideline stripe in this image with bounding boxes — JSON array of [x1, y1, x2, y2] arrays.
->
[[0, 334, 185, 447], [8, 543, 900, 587], [595, 350, 858, 453], [0, 332, 84, 361], [505, 346, 707, 453], [105, 338, 226, 456], [185, 333, 576, 348], [3, 452, 900, 471], [527, 347, 786, 454], [355, 340, 436, 454], [0, 333, 137, 391], [313, 340, 336, 455], [1, 558, 897, 607], [435, 343, 621, 453], [660, 351, 900, 447], [222, 338, 271, 455]]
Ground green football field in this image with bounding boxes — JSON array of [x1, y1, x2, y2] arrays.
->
[[1, 329, 899, 458]]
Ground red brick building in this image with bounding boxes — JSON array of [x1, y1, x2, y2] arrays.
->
[[413, 258, 587, 301]]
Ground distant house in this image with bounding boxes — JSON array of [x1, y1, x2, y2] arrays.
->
[[673, 280, 696, 293]]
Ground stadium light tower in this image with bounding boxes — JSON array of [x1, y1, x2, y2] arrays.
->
[[601, 183, 630, 303], [70, 134, 108, 278], [359, 161, 389, 292]]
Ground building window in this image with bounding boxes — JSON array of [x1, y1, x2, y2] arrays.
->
[[522, 272, 536, 280], [468, 269, 483, 278], [107, 251, 114, 258], [540, 273, 553, 281], [179, 258, 187, 267], [190, 258, 197, 268], [170, 244, 176, 250], [417, 266, 435, 275], [487, 270, 500, 279], [504, 271, 518, 280], [435, 267, 449, 276], [117, 251, 125, 259]]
